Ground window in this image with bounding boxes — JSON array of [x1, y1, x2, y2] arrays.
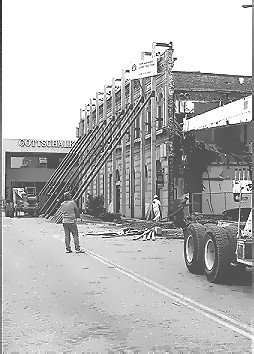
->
[[116, 169, 120, 182], [11, 156, 45, 168], [157, 93, 163, 129], [135, 115, 140, 139], [146, 101, 151, 134], [145, 165, 148, 178], [11, 157, 26, 168], [126, 128, 130, 142], [109, 173, 112, 203]]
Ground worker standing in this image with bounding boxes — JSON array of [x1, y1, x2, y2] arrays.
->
[[59, 192, 85, 253], [152, 195, 162, 222]]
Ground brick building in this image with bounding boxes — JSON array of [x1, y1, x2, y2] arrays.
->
[[58, 44, 251, 220]]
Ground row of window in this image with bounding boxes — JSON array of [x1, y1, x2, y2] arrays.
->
[[80, 99, 218, 140]]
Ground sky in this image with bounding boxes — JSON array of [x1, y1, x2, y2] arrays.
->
[[2, 0, 252, 141]]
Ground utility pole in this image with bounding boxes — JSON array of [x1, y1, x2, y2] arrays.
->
[[164, 42, 175, 216], [129, 79, 135, 218], [140, 52, 148, 219], [121, 69, 126, 217], [78, 109, 82, 138], [95, 92, 100, 196], [150, 42, 157, 202], [89, 99, 93, 131], [111, 78, 117, 213], [84, 104, 88, 135], [103, 85, 108, 212], [89, 98, 94, 196], [82, 104, 88, 211]]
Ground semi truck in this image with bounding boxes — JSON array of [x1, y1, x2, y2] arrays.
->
[[5, 187, 39, 217], [182, 95, 253, 282]]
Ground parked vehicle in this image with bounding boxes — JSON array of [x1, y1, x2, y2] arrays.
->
[[4, 200, 15, 218], [182, 96, 253, 282], [5, 187, 39, 217]]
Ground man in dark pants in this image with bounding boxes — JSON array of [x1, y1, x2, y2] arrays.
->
[[59, 192, 85, 253]]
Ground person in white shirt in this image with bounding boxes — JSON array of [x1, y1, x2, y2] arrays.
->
[[152, 195, 162, 221]]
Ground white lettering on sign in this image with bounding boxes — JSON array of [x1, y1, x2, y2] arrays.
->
[[18, 139, 75, 148], [128, 57, 158, 80]]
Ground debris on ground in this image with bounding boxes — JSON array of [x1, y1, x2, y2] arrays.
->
[[83, 224, 183, 240], [78, 213, 184, 239]]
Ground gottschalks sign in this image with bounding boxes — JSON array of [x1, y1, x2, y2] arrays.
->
[[18, 139, 75, 148]]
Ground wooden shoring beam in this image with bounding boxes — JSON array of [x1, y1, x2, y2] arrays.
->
[[72, 93, 154, 207], [111, 78, 117, 213], [89, 98, 94, 196], [103, 85, 109, 212], [96, 92, 100, 196], [52, 93, 154, 223]]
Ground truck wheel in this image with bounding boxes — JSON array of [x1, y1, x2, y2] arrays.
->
[[224, 225, 238, 263], [204, 226, 230, 283], [184, 223, 206, 274]]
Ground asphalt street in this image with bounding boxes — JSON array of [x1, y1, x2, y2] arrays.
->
[[2, 216, 253, 353]]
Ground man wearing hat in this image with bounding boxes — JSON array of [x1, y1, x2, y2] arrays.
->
[[152, 194, 162, 221], [59, 192, 85, 253]]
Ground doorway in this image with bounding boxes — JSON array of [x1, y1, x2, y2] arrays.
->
[[116, 185, 120, 213]]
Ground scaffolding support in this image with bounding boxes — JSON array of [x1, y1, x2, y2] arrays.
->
[[103, 85, 108, 212], [40, 123, 102, 215], [52, 93, 153, 223], [43, 106, 129, 217], [83, 104, 88, 209], [95, 92, 100, 196], [111, 78, 117, 213], [39, 130, 93, 199], [89, 98, 94, 196]]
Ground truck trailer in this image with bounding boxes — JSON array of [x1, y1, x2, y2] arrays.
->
[[182, 95, 253, 282]]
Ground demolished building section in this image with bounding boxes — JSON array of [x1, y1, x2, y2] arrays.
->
[[39, 43, 252, 221]]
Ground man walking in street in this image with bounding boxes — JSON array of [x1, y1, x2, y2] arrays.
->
[[59, 192, 85, 253]]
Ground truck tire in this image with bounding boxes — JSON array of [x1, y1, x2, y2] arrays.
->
[[224, 225, 238, 263], [203, 226, 230, 283], [184, 223, 206, 274]]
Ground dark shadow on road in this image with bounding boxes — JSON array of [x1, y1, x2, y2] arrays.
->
[[217, 267, 253, 287]]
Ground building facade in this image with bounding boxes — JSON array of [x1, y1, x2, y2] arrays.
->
[[3, 138, 75, 205], [74, 44, 251, 219]]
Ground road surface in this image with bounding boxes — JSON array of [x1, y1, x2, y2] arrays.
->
[[3, 216, 253, 352]]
